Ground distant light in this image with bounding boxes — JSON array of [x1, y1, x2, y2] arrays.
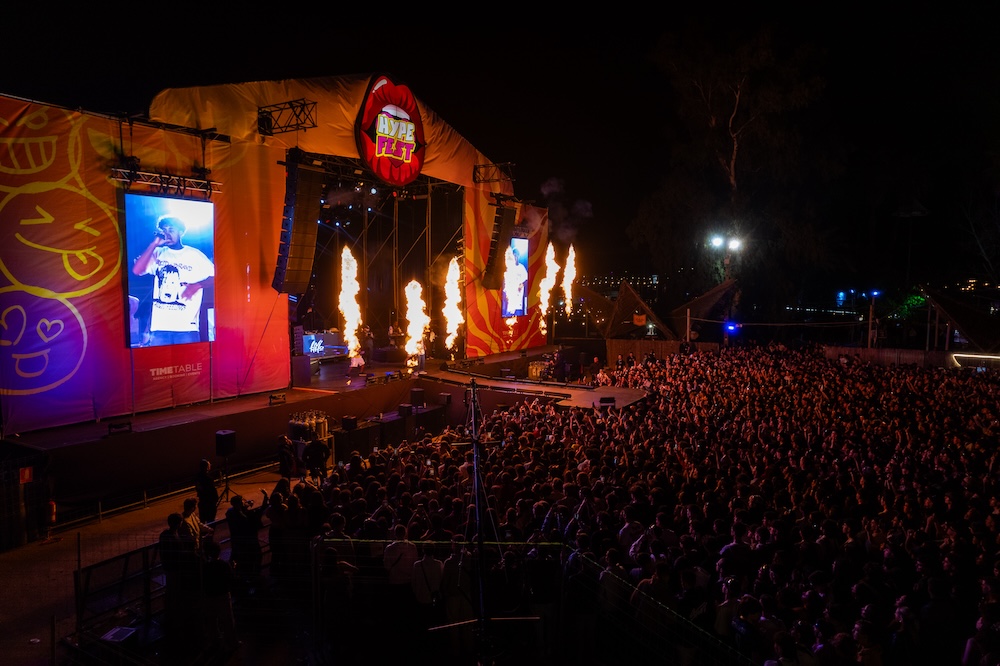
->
[[728, 239, 742, 251], [725, 321, 740, 333], [872, 290, 880, 297], [370, 187, 377, 195], [710, 236, 724, 248]]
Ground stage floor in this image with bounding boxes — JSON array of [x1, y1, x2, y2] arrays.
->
[[8, 346, 646, 453]]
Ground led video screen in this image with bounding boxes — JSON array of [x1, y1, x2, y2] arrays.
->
[[502, 236, 529, 317], [124, 193, 216, 347]]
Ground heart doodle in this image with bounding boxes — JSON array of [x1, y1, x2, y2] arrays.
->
[[37, 318, 64, 343], [0, 305, 27, 346]]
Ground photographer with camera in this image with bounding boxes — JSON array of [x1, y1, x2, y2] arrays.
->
[[225, 489, 268, 587]]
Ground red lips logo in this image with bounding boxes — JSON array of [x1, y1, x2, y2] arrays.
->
[[355, 75, 425, 187]]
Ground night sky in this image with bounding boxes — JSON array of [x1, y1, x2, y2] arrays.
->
[[4, 15, 998, 291]]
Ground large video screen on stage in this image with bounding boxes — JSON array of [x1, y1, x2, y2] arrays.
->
[[502, 236, 529, 317], [124, 193, 216, 347]]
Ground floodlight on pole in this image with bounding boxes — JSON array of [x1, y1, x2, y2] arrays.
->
[[709, 235, 742, 281]]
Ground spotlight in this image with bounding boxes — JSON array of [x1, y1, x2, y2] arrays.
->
[[257, 110, 274, 136]]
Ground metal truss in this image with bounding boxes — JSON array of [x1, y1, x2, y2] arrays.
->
[[257, 99, 318, 135], [473, 162, 515, 184], [110, 168, 221, 197], [293, 150, 461, 199]]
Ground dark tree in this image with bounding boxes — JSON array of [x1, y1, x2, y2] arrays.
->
[[628, 20, 849, 317]]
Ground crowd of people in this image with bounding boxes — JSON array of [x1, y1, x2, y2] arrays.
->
[[162, 343, 1000, 665]]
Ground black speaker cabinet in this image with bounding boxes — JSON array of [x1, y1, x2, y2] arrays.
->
[[410, 387, 425, 407], [216, 430, 236, 457], [377, 414, 407, 449], [438, 392, 452, 405], [333, 429, 351, 463], [414, 405, 444, 434], [398, 403, 413, 417], [333, 422, 379, 461], [342, 415, 358, 431], [599, 396, 616, 405]]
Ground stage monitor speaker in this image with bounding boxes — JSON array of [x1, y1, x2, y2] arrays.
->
[[599, 396, 616, 406], [482, 205, 517, 290], [438, 392, 452, 405], [342, 415, 358, 431], [272, 152, 325, 295], [398, 403, 413, 417], [216, 430, 236, 457]]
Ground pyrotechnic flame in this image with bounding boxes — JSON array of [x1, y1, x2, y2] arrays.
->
[[538, 242, 559, 334], [404, 279, 429, 363], [338, 246, 362, 357], [562, 244, 576, 316], [443, 256, 463, 349]]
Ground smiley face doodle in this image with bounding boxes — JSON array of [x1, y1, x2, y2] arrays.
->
[[0, 102, 72, 191], [0, 188, 121, 298], [0, 287, 85, 395]]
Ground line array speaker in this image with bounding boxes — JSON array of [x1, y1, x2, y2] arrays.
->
[[272, 151, 325, 295], [482, 205, 517, 290]]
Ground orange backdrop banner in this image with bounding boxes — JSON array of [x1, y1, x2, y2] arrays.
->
[[0, 97, 290, 435]]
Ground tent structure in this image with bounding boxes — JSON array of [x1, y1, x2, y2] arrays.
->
[[920, 286, 1000, 354], [575, 281, 676, 340], [575, 278, 739, 341], [666, 278, 739, 342]]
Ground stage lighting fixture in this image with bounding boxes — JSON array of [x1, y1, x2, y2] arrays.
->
[[257, 110, 274, 136]]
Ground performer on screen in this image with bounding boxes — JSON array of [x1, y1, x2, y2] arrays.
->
[[132, 215, 214, 346], [502, 245, 528, 316]]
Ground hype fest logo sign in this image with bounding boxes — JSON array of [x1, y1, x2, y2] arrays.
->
[[355, 74, 426, 187], [0, 103, 120, 396]]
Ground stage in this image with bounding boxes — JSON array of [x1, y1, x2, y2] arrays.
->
[[1, 346, 646, 520]]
